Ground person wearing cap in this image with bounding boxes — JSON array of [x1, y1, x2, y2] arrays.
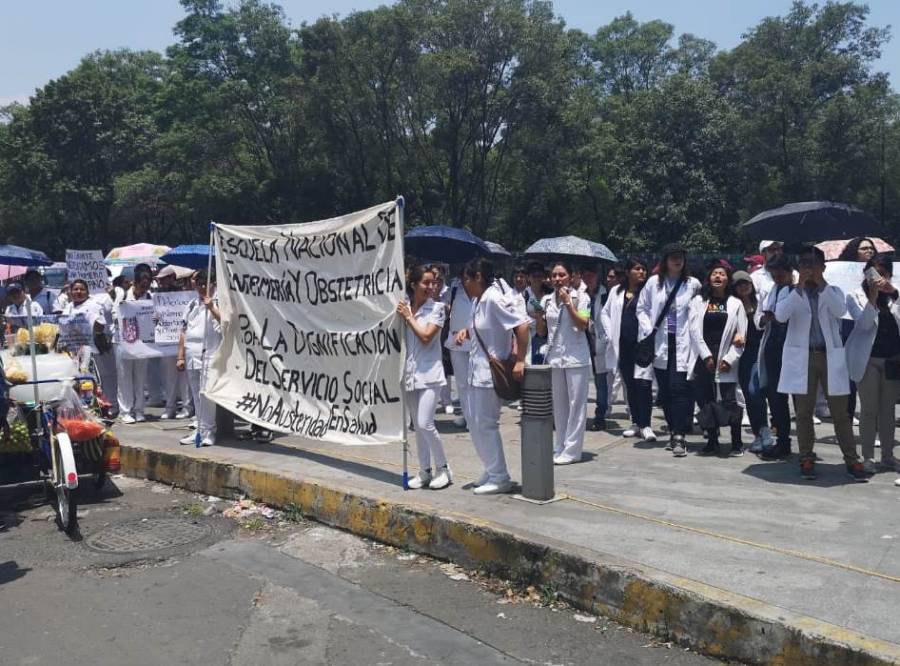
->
[[750, 241, 788, 305], [24, 269, 58, 314], [4, 283, 44, 333], [732, 270, 772, 451], [774, 245, 867, 482], [636, 243, 701, 456], [744, 255, 765, 274]]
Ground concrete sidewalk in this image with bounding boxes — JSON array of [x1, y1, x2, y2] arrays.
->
[[115, 404, 900, 665]]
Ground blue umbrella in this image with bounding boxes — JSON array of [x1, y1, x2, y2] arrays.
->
[[484, 241, 512, 258], [742, 201, 882, 242], [404, 225, 492, 263], [523, 236, 617, 262], [0, 244, 53, 267], [161, 244, 216, 270]]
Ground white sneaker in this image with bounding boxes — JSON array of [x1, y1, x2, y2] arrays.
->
[[453, 416, 467, 428], [175, 410, 192, 419], [553, 454, 579, 465], [748, 435, 764, 453], [429, 466, 452, 489], [444, 405, 455, 415], [135, 413, 146, 423], [189, 420, 198, 430], [473, 472, 490, 487], [160, 412, 174, 420], [473, 480, 514, 495], [407, 471, 432, 489], [623, 425, 639, 437], [120, 414, 136, 425], [853, 416, 860, 426], [812, 415, 822, 425], [640, 427, 657, 442], [759, 426, 775, 449], [179, 434, 197, 445], [862, 458, 877, 475], [200, 436, 215, 447]]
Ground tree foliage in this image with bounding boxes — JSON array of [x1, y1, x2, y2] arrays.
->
[[0, 0, 897, 255]]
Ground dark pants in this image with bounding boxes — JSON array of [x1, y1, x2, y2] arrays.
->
[[531, 333, 546, 366], [840, 320, 857, 418], [738, 352, 767, 435], [594, 372, 608, 422], [763, 341, 792, 447], [654, 334, 694, 436], [619, 350, 651, 428], [693, 361, 742, 445]]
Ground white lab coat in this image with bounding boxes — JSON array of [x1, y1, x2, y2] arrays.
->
[[599, 285, 626, 372], [635, 275, 701, 380], [687, 295, 747, 383], [845, 289, 900, 383], [774, 285, 850, 395]]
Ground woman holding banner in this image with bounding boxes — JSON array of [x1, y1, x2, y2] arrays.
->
[[62, 279, 118, 412], [456, 258, 530, 495], [397, 265, 452, 490], [176, 270, 221, 447], [116, 265, 153, 424]]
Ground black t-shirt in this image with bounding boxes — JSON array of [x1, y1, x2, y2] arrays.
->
[[703, 298, 728, 358], [871, 309, 900, 359], [619, 291, 640, 353]]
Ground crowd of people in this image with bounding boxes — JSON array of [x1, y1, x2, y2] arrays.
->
[[397, 237, 900, 494], [1, 264, 223, 446]]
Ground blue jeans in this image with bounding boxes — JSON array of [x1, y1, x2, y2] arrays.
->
[[654, 334, 694, 436], [738, 354, 767, 435], [594, 372, 608, 422]]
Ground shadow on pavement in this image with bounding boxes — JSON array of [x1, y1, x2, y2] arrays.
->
[[0, 560, 31, 586], [741, 461, 860, 488]]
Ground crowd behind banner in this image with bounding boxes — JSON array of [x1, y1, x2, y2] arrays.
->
[[2, 234, 899, 490]]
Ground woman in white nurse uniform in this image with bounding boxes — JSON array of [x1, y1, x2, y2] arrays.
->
[[397, 264, 452, 490], [534, 261, 592, 464]]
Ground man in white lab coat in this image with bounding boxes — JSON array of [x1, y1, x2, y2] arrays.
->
[[774, 245, 867, 482]]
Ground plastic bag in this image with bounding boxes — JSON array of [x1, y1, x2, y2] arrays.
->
[[0, 410, 32, 453], [55, 384, 104, 442]]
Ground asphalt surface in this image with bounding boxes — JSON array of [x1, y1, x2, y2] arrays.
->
[[0, 477, 727, 665]]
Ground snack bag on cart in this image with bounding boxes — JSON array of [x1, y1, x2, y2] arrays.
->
[[55, 384, 104, 443]]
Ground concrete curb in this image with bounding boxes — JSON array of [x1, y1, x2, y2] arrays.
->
[[121, 444, 900, 666]]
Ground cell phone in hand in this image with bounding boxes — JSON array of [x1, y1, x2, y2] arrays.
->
[[865, 267, 881, 283]]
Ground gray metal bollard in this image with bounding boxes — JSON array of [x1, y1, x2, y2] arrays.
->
[[520, 365, 554, 501]]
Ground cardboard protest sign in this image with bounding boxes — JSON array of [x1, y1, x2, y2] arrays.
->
[[153, 292, 195, 345], [66, 250, 108, 294], [206, 200, 405, 445]]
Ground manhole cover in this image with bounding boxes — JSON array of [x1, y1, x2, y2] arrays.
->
[[85, 518, 213, 554]]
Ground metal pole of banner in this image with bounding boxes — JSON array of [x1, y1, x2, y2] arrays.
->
[[396, 196, 409, 490], [196, 222, 216, 448]]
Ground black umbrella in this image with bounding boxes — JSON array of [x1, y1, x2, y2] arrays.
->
[[742, 201, 882, 243], [404, 225, 492, 263]]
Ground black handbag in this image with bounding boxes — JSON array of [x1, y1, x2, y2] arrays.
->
[[697, 382, 743, 431], [635, 277, 683, 368]]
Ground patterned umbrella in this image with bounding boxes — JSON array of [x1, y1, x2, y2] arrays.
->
[[523, 235, 617, 262], [105, 243, 171, 266], [816, 237, 894, 261], [484, 241, 512, 257]]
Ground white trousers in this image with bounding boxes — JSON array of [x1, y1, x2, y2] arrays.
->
[[407, 387, 447, 472], [449, 350, 471, 424], [468, 387, 510, 484], [93, 348, 118, 414], [162, 356, 192, 414], [551, 366, 590, 461], [117, 355, 148, 417], [187, 367, 216, 439]]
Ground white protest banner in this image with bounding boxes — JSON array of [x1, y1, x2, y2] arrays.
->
[[117, 300, 178, 358], [66, 249, 108, 294], [824, 261, 900, 297], [205, 200, 405, 445], [153, 292, 195, 345]]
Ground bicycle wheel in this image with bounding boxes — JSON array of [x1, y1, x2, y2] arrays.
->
[[50, 432, 78, 536]]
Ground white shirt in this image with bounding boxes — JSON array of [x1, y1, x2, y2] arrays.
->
[[404, 298, 447, 391], [467, 281, 531, 388], [30, 288, 57, 313], [541, 291, 592, 368], [5, 301, 44, 329], [444, 279, 473, 352], [183, 299, 222, 369]]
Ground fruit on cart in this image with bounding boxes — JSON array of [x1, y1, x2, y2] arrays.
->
[[0, 420, 32, 452], [57, 417, 105, 442]]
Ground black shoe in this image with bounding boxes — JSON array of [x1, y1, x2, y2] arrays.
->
[[760, 444, 790, 461], [665, 436, 675, 451], [699, 440, 718, 456], [589, 419, 604, 432], [730, 443, 744, 457]]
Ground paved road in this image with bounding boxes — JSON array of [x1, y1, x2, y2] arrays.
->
[[0, 477, 726, 665]]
